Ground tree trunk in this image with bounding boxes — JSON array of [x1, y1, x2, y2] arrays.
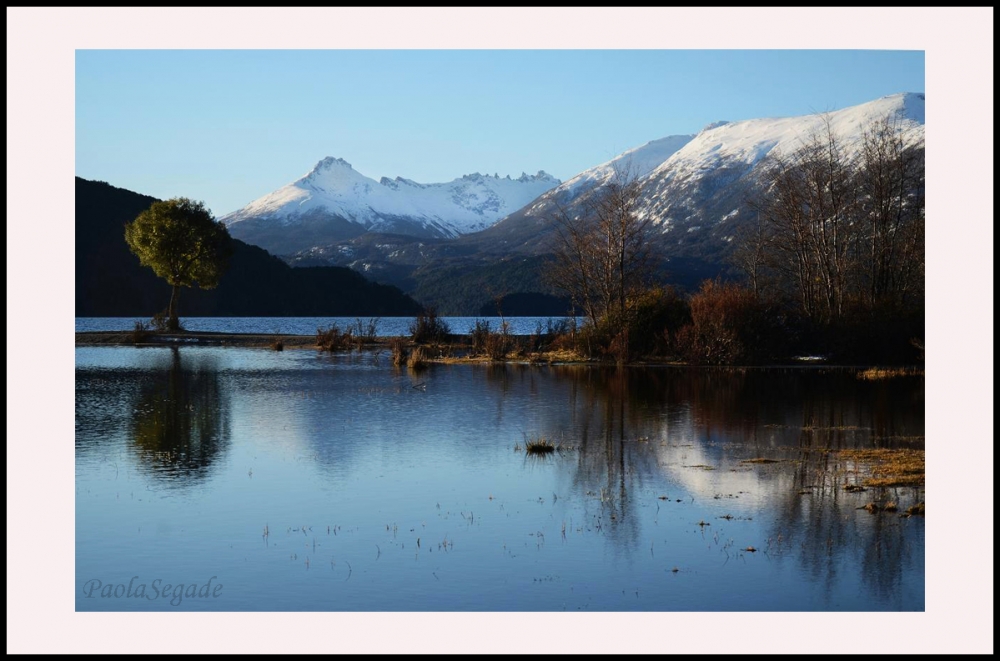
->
[[167, 284, 180, 331]]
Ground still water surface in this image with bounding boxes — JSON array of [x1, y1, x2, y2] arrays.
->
[[76, 346, 924, 611], [75, 317, 567, 336]]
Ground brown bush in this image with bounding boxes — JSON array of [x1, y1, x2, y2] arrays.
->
[[484, 322, 513, 361], [470, 319, 492, 355], [409, 308, 450, 345], [676, 280, 780, 365], [317, 324, 354, 352]]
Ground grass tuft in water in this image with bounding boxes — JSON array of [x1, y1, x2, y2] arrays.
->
[[525, 437, 556, 455], [407, 346, 429, 370], [856, 367, 923, 381], [389, 337, 408, 366]]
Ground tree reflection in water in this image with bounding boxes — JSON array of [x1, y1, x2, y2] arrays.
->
[[483, 364, 923, 601], [129, 348, 230, 484]]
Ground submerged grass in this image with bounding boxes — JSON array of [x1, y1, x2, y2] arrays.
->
[[856, 367, 924, 381], [838, 448, 925, 487], [389, 337, 408, 366], [525, 438, 556, 455], [521, 434, 575, 455], [407, 346, 429, 370]]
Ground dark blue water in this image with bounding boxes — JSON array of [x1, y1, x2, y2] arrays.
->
[[75, 346, 925, 611], [75, 316, 571, 336]]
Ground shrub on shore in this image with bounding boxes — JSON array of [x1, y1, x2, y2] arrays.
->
[[471, 319, 513, 361], [351, 317, 380, 350], [486, 331, 514, 361], [674, 280, 780, 365], [316, 324, 353, 352], [131, 320, 151, 345], [409, 308, 450, 345], [527, 317, 575, 354], [470, 319, 492, 355], [150, 310, 179, 332]]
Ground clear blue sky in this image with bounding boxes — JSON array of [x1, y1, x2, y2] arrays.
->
[[76, 50, 924, 216]]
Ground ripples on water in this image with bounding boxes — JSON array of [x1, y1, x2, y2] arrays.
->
[[75, 346, 925, 611]]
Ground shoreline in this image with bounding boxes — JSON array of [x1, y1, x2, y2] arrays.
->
[[74, 331, 925, 372]]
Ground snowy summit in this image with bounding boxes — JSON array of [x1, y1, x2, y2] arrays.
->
[[220, 157, 560, 254]]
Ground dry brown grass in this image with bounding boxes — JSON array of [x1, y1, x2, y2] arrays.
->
[[856, 367, 924, 381], [407, 346, 429, 370], [432, 347, 591, 366], [905, 502, 925, 516], [389, 338, 408, 366], [838, 448, 925, 487]]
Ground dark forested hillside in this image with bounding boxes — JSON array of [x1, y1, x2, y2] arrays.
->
[[75, 177, 422, 317]]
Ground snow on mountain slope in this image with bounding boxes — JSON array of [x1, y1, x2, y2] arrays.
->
[[223, 93, 924, 265], [220, 157, 560, 254], [646, 93, 924, 191], [477, 133, 696, 247], [635, 92, 925, 230], [483, 93, 925, 256], [559, 134, 696, 195]]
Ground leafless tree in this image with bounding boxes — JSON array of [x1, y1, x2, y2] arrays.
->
[[855, 112, 925, 313], [729, 210, 771, 298], [744, 110, 924, 323], [749, 116, 858, 323], [548, 163, 654, 331]]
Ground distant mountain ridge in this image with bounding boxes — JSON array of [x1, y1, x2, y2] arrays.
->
[[481, 92, 925, 256], [220, 157, 560, 254], [280, 93, 925, 314]]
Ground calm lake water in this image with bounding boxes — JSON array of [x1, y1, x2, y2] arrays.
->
[[75, 346, 925, 611], [75, 317, 570, 336]]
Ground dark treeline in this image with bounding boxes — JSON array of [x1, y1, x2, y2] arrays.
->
[[75, 178, 422, 318]]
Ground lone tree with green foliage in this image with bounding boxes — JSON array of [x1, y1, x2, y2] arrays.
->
[[125, 198, 233, 331]]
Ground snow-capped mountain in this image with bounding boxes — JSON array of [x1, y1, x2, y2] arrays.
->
[[636, 92, 925, 233], [230, 92, 924, 314], [557, 134, 695, 196], [221, 157, 560, 255], [481, 93, 925, 256]]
